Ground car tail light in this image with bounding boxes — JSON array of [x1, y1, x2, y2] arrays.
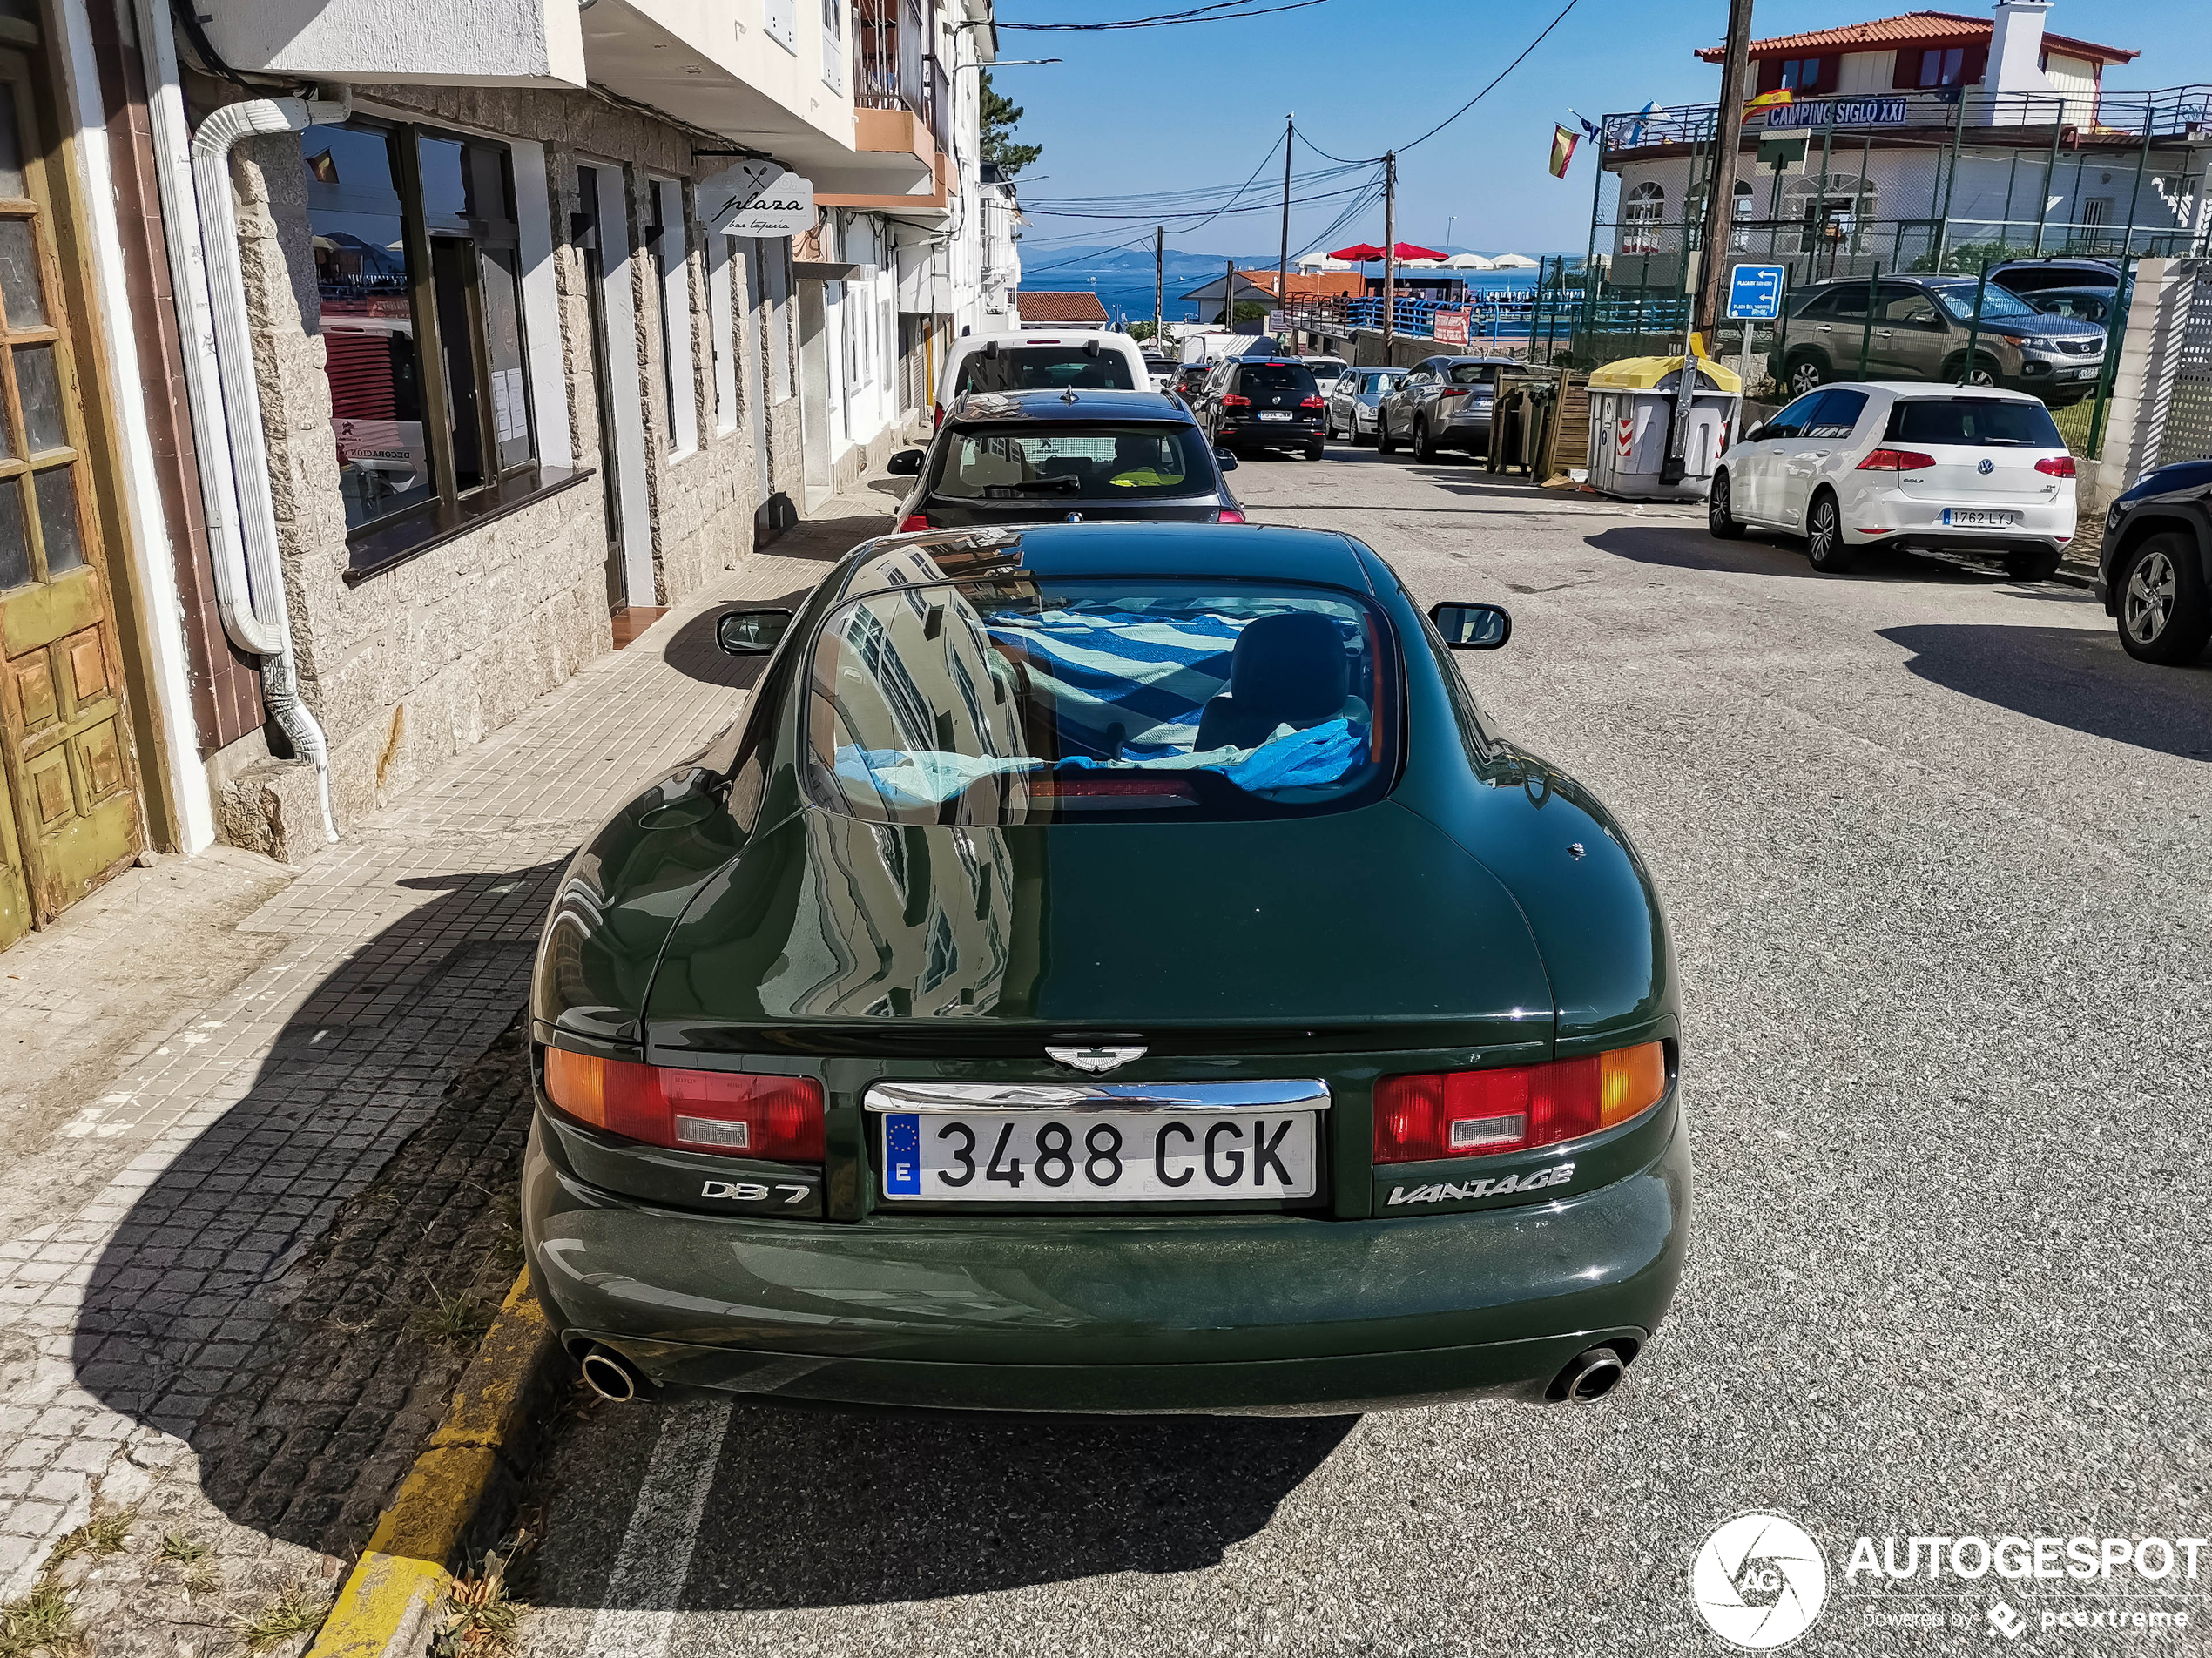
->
[[1857, 448, 1939, 472], [932, 403, 944, 431], [1372, 1042, 1667, 1164], [1300, 394, 1325, 409], [1216, 509, 1247, 523], [2035, 455, 2077, 477], [899, 514, 930, 532], [544, 1048, 825, 1162], [1221, 393, 1251, 408]]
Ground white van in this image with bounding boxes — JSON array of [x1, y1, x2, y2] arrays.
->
[[934, 331, 1152, 428]]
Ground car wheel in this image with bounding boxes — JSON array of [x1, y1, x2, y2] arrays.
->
[[2116, 532, 2212, 664], [1413, 418, 1438, 462], [1708, 470, 1746, 539], [1305, 440, 1325, 461], [1946, 354, 2001, 388], [1785, 354, 1827, 398], [1804, 489, 1853, 573], [1376, 415, 1397, 454], [2002, 546, 2065, 582]]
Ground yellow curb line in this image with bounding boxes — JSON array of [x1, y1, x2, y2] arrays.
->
[[308, 1270, 559, 1658]]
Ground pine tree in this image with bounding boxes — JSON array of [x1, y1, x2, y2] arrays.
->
[[979, 70, 1042, 178]]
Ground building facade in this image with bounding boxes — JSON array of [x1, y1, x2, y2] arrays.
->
[[1596, 3, 2209, 294], [0, 0, 1005, 953]]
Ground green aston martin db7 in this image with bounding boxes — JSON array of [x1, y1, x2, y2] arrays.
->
[[523, 522, 1687, 1414]]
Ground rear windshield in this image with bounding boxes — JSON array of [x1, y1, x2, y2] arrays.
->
[[1236, 364, 1318, 396], [806, 577, 1395, 826], [955, 347, 1136, 394], [928, 426, 1216, 501], [1447, 363, 1498, 386], [1886, 398, 2065, 448]]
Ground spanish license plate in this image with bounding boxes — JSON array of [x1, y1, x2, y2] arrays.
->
[[1941, 509, 2017, 528], [1258, 409, 1292, 421], [2066, 367, 2097, 379], [881, 1110, 1320, 1202]]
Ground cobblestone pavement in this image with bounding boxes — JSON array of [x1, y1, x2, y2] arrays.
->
[[0, 489, 892, 1646]]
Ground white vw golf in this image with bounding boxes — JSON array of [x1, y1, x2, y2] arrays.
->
[[1709, 383, 2077, 580]]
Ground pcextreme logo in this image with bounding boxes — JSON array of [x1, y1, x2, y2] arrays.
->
[[1690, 1512, 1830, 1649]]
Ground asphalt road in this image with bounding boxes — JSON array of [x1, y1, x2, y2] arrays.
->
[[516, 447, 2212, 1657]]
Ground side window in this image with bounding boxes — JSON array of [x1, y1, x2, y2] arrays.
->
[[1793, 291, 1841, 321], [1804, 389, 1868, 439], [1821, 286, 1871, 321], [1878, 286, 1945, 329], [1764, 391, 1827, 440]]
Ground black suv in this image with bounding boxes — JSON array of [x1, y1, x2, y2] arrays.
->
[[886, 388, 1244, 529], [2098, 457, 2212, 665], [1192, 359, 1325, 459]]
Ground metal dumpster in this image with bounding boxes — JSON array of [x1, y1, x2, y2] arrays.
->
[[1584, 355, 1743, 502]]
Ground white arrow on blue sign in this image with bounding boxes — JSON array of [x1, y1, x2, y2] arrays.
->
[[1726, 264, 1786, 321]]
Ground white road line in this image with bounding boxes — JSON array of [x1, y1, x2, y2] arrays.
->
[[579, 1393, 735, 1658]]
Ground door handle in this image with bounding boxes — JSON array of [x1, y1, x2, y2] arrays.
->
[[1817, 324, 1833, 333], [1876, 330, 1893, 338]]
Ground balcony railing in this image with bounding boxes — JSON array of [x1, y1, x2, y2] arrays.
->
[[854, 1, 948, 152]]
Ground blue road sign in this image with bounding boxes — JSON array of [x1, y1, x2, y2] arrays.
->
[[1727, 265, 1786, 321]]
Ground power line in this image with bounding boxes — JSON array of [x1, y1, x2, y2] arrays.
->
[[1394, 0, 1581, 154], [1020, 180, 1377, 222], [1001, 0, 1333, 30]]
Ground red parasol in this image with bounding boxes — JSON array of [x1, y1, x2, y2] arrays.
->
[[1389, 242, 1447, 261], [1326, 243, 1386, 262]]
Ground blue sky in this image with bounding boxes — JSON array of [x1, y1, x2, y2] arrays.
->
[[996, 0, 2209, 260]]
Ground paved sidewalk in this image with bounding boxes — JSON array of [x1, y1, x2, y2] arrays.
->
[[0, 489, 891, 1632]]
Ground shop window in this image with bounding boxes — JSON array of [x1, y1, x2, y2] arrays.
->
[[304, 118, 542, 560]]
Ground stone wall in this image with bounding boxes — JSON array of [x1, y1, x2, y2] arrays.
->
[[211, 80, 792, 854]]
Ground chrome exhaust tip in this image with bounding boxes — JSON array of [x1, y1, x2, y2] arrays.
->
[[577, 1343, 650, 1403], [1555, 1345, 1629, 1404]]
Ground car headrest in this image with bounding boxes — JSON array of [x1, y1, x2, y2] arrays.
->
[[1228, 612, 1349, 724]]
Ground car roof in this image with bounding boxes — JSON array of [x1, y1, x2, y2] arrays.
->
[[957, 328, 1139, 345], [1807, 381, 2048, 404], [838, 522, 1374, 597], [1429, 354, 1518, 365], [946, 388, 1195, 424]]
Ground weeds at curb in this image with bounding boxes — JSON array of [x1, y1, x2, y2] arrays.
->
[[157, 1532, 212, 1566], [0, 1580, 79, 1658], [431, 1534, 531, 1658], [236, 1582, 331, 1652], [411, 1288, 496, 1347]]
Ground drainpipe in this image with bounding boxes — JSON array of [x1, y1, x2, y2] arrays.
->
[[134, 0, 342, 843]]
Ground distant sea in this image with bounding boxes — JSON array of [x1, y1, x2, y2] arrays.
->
[[1019, 243, 1551, 331]]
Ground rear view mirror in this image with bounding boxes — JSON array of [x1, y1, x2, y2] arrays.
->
[[1213, 447, 1238, 471], [717, 609, 792, 657], [1430, 602, 1511, 650], [887, 448, 925, 475]]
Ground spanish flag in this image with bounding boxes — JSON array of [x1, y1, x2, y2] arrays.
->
[[1549, 124, 1578, 179], [1742, 89, 1793, 122]]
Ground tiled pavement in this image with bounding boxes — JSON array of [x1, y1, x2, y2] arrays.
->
[[0, 489, 892, 1618]]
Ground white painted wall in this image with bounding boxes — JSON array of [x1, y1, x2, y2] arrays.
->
[[202, 0, 585, 85]]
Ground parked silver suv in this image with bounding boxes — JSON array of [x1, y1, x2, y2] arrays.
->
[[1775, 275, 2105, 407]]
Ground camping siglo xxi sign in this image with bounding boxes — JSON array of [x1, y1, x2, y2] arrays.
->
[[1764, 95, 1912, 130]]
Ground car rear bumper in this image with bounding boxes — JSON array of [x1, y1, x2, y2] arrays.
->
[[1843, 491, 2075, 548], [523, 1110, 1691, 1414], [1218, 420, 1320, 446]]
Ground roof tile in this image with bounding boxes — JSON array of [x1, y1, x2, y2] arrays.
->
[[1692, 9, 2134, 66]]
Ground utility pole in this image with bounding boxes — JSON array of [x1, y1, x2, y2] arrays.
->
[[1278, 113, 1294, 340], [1154, 225, 1163, 347], [1224, 256, 1235, 329], [1693, 0, 1757, 344], [1381, 151, 1398, 362]]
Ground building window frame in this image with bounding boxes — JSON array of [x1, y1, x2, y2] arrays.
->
[[306, 114, 572, 581], [1779, 57, 1820, 91], [647, 177, 698, 458], [1919, 46, 1966, 88]]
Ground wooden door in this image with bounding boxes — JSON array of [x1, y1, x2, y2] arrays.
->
[[0, 46, 142, 946]]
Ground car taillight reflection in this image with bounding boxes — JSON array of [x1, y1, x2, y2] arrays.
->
[[900, 514, 930, 532], [1373, 1042, 1667, 1163], [1217, 509, 1247, 522], [543, 1048, 826, 1162]]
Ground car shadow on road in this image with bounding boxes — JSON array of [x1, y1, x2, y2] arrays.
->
[[543, 1398, 1358, 1610], [1583, 523, 2027, 585], [660, 586, 817, 690], [69, 862, 560, 1562], [1880, 623, 2212, 758]]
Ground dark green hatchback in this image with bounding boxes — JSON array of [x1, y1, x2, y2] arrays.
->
[[523, 522, 1688, 1414]]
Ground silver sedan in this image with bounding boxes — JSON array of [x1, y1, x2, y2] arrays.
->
[[1324, 367, 1405, 446]]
